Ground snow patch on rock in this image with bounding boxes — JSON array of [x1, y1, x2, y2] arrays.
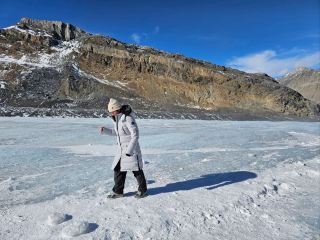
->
[[3, 25, 52, 38], [72, 63, 129, 89], [0, 80, 6, 89], [0, 40, 80, 70]]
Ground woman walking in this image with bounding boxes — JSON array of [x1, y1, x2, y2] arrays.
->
[[100, 98, 147, 199]]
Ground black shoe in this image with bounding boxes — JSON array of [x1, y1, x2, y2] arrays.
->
[[107, 192, 124, 199], [135, 191, 148, 199]]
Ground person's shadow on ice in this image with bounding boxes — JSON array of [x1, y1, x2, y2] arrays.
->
[[147, 171, 257, 195]]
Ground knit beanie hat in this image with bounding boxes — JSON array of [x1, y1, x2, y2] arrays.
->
[[108, 98, 122, 112]]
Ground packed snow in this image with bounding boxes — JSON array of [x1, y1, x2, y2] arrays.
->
[[0, 117, 319, 239]]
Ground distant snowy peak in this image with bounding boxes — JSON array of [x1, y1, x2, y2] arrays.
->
[[295, 66, 310, 72], [283, 67, 316, 78], [279, 68, 320, 104], [280, 67, 319, 82]]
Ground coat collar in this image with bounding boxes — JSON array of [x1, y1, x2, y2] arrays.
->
[[115, 113, 125, 122]]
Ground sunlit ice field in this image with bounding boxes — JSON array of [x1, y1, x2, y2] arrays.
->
[[0, 117, 319, 240]]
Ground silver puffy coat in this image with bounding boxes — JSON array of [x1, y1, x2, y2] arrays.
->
[[104, 113, 143, 171]]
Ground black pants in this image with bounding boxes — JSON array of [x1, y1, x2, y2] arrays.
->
[[112, 160, 147, 194]]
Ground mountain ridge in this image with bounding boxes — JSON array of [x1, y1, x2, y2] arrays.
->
[[279, 68, 320, 104], [0, 18, 319, 120]]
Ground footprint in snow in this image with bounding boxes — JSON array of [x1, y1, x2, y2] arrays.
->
[[213, 214, 224, 224], [117, 231, 133, 240], [203, 211, 224, 225], [47, 212, 72, 226], [61, 221, 99, 238], [147, 180, 155, 184]]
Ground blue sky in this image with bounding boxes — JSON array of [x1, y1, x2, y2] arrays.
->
[[1, 0, 319, 77]]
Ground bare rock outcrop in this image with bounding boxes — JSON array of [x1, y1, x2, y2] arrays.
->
[[0, 18, 319, 120]]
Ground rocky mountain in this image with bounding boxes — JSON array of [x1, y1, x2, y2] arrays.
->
[[278, 67, 320, 104], [0, 18, 319, 120]]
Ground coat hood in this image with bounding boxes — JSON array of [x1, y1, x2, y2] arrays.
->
[[120, 104, 132, 116]]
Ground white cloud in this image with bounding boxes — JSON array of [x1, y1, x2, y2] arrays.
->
[[131, 33, 141, 44], [227, 49, 320, 77], [153, 26, 160, 34], [130, 26, 160, 44]]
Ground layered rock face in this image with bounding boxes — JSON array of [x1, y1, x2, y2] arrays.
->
[[79, 36, 319, 117], [279, 68, 320, 104], [0, 18, 319, 119], [17, 17, 88, 41]]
